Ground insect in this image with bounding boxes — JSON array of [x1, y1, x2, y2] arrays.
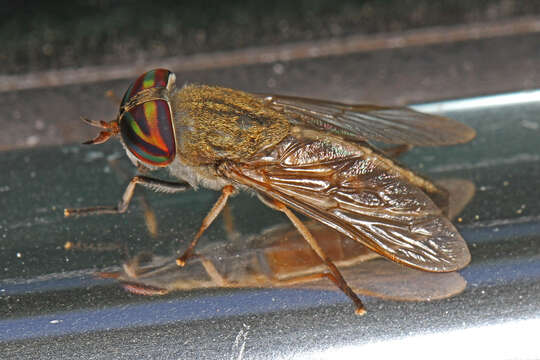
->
[[65, 68, 476, 314], [98, 219, 467, 303]]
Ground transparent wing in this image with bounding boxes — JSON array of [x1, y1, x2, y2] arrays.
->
[[258, 94, 476, 146], [222, 136, 471, 272]]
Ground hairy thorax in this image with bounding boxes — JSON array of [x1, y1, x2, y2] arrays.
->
[[171, 84, 290, 166]]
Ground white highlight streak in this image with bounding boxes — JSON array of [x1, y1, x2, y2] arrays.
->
[[293, 318, 540, 360], [413, 90, 540, 113]]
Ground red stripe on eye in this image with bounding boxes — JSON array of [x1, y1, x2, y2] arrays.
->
[[130, 74, 145, 99], [143, 101, 169, 152], [154, 70, 165, 87]]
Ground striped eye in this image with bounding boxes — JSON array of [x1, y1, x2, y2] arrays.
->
[[120, 99, 176, 166], [119, 69, 176, 167], [121, 69, 172, 109]]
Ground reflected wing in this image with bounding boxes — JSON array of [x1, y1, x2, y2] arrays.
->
[[222, 137, 471, 272], [436, 178, 475, 221], [258, 221, 466, 300], [300, 258, 467, 301], [258, 94, 476, 146]]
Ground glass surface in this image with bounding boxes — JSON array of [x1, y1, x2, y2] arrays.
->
[[1, 91, 539, 359]]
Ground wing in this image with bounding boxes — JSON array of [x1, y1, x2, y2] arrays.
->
[[257, 94, 476, 146], [221, 136, 471, 272]]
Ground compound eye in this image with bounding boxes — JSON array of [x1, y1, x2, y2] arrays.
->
[[120, 99, 176, 166], [121, 69, 172, 109]]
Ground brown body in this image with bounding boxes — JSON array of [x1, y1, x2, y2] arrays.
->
[[166, 84, 471, 272]]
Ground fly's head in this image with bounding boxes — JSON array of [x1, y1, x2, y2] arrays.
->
[[83, 69, 177, 171]]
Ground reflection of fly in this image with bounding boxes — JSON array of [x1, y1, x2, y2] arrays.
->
[[99, 220, 467, 303], [65, 69, 476, 314]]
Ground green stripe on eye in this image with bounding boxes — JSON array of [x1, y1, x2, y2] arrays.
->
[[127, 117, 144, 138], [135, 149, 168, 163], [143, 70, 156, 88]]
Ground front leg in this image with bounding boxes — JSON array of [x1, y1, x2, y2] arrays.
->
[[64, 176, 191, 217]]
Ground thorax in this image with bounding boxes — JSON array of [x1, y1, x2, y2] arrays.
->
[[170, 84, 290, 166]]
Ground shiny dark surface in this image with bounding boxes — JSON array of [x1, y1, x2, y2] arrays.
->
[[1, 93, 540, 359]]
